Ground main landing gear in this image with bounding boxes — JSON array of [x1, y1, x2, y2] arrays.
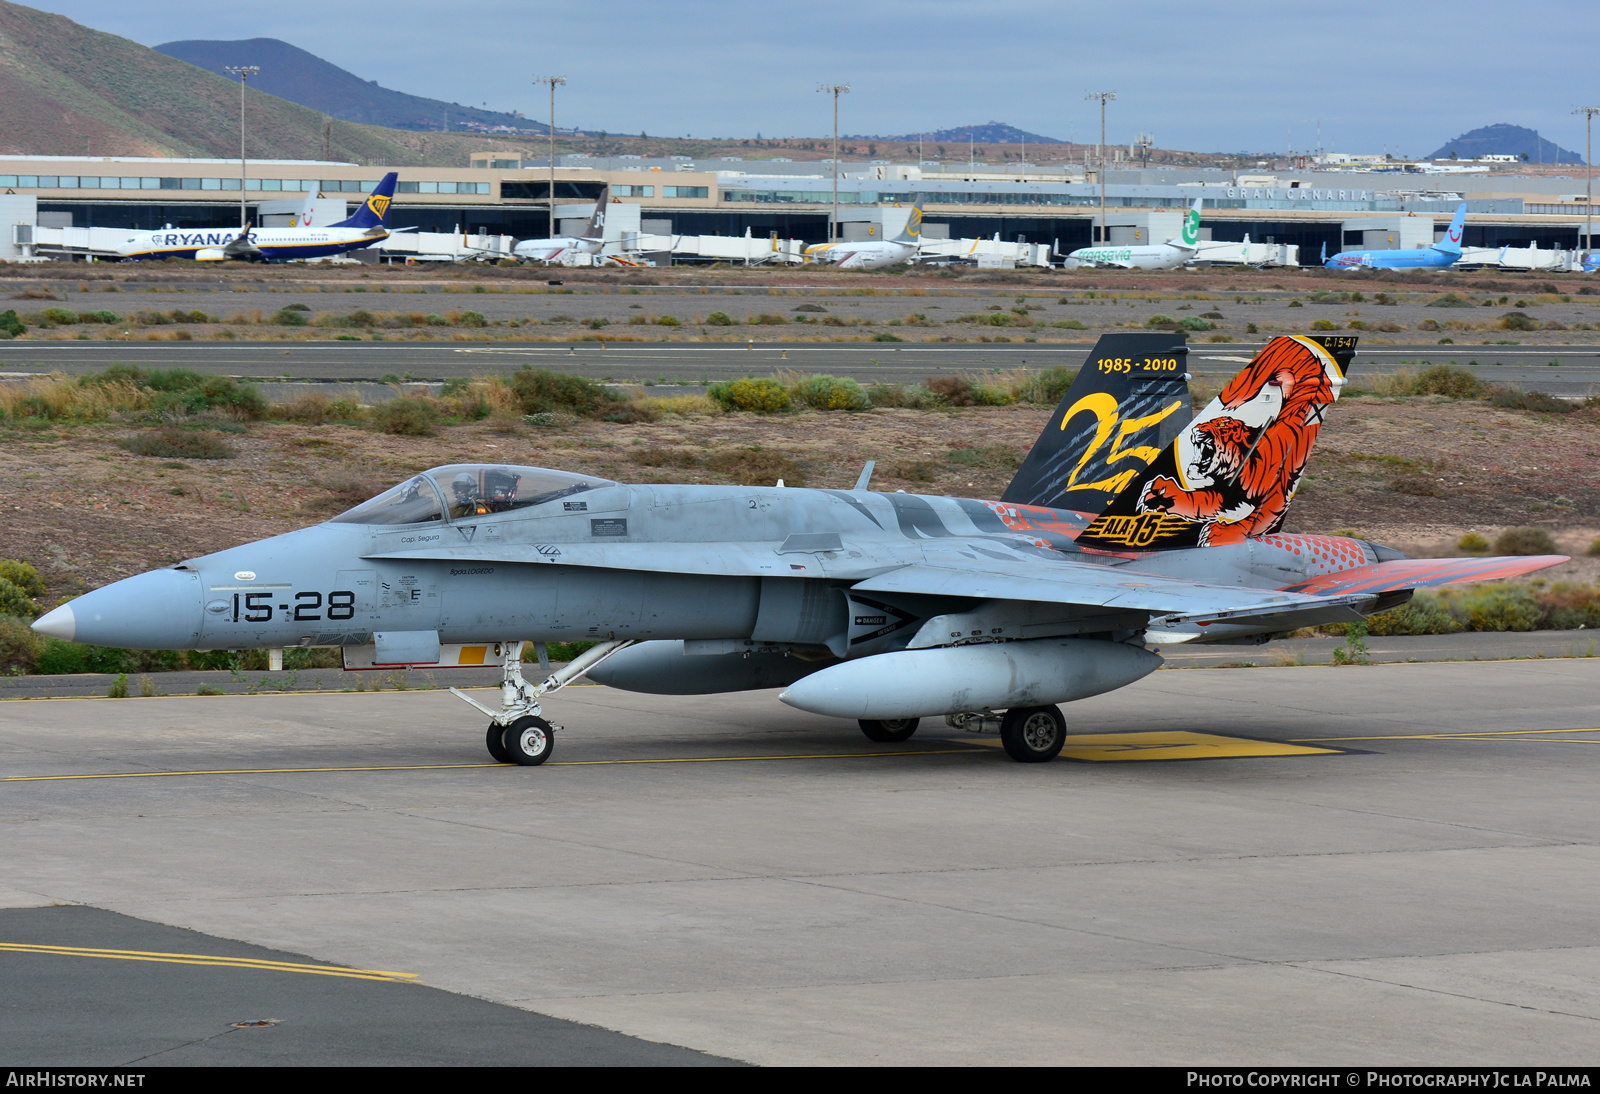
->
[[998, 705, 1066, 763], [859, 718, 920, 743], [451, 640, 632, 766]]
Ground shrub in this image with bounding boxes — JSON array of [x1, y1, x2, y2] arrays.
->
[[653, 314, 682, 327], [791, 374, 871, 411], [0, 309, 26, 338], [1388, 473, 1446, 497], [509, 367, 622, 418], [1014, 368, 1077, 405], [1426, 293, 1475, 307], [0, 559, 46, 599], [749, 313, 789, 325], [78, 310, 120, 324], [457, 310, 487, 328], [1179, 316, 1213, 331], [1417, 318, 1440, 332], [704, 311, 734, 326], [1447, 585, 1544, 631], [581, 317, 609, 330], [866, 384, 943, 409], [871, 332, 903, 342], [1589, 536, 1600, 558], [0, 580, 38, 618], [1457, 531, 1489, 553], [425, 313, 450, 326], [1310, 318, 1338, 331], [794, 303, 827, 313], [1494, 526, 1558, 555], [1051, 319, 1088, 329], [118, 428, 236, 459], [1145, 314, 1178, 329], [887, 460, 938, 482], [707, 377, 791, 413], [373, 396, 440, 436], [703, 447, 804, 486], [1364, 594, 1462, 636], [1498, 311, 1539, 331], [0, 615, 40, 672], [947, 445, 1024, 470], [925, 375, 974, 406], [42, 307, 79, 325], [1412, 364, 1483, 398], [1486, 386, 1574, 413], [273, 307, 309, 326]]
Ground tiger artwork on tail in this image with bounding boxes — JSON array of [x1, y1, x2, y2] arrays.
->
[[1074, 335, 1351, 552]]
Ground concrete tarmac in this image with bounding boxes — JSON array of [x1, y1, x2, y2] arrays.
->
[[2, 659, 1598, 1065], [3, 340, 1599, 394]]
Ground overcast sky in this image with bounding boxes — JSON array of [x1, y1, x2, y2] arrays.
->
[[28, 0, 1600, 157]]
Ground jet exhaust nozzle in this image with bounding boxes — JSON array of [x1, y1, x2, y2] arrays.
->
[[777, 638, 1161, 720]]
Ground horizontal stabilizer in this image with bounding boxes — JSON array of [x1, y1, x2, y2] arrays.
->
[[1280, 554, 1568, 597]]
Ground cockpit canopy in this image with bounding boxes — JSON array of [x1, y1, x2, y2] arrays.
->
[[330, 464, 617, 526]]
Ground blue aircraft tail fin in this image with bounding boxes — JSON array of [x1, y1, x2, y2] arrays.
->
[[332, 173, 398, 230], [1434, 203, 1466, 254]]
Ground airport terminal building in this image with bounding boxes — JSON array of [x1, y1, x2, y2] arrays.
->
[[1, 152, 1595, 258]]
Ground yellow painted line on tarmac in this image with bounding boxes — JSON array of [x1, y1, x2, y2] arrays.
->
[[1293, 728, 1600, 742], [0, 943, 417, 983], [1, 748, 989, 783], [950, 731, 1340, 762]]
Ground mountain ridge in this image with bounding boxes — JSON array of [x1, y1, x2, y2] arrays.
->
[[1427, 123, 1584, 165], [154, 38, 546, 136]]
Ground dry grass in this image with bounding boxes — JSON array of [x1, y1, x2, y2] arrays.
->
[[0, 375, 151, 421]]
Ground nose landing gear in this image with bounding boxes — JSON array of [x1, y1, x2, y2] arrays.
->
[[451, 639, 632, 765]]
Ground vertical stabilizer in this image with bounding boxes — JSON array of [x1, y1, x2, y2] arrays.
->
[[581, 186, 614, 241], [1434, 202, 1467, 254], [331, 173, 398, 230], [1172, 198, 1202, 250], [889, 204, 923, 244], [1000, 333, 1192, 516], [1075, 335, 1357, 550]]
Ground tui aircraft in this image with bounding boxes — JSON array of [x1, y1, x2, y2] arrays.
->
[[33, 334, 1565, 765], [1324, 203, 1467, 270]]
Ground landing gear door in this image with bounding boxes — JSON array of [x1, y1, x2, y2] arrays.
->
[[336, 569, 378, 613]]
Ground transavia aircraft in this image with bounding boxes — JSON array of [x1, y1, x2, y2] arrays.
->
[[115, 174, 398, 261], [512, 186, 612, 262], [34, 334, 1566, 766], [1324, 203, 1466, 270], [1064, 198, 1203, 270], [804, 205, 922, 269]]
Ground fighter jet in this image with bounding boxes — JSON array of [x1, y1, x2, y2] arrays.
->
[[33, 335, 1566, 766]]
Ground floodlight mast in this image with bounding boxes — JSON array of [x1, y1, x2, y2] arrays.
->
[[1086, 91, 1116, 245], [535, 75, 567, 238], [1576, 107, 1600, 253], [223, 65, 259, 232], [818, 83, 850, 242]]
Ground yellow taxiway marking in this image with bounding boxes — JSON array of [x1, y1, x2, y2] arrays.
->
[[1293, 728, 1600, 743], [0, 749, 988, 783], [0, 943, 416, 983], [952, 731, 1339, 762]]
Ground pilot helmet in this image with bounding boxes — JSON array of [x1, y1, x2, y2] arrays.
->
[[451, 472, 478, 500]]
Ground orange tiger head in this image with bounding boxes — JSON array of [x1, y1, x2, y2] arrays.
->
[[1186, 415, 1255, 484]]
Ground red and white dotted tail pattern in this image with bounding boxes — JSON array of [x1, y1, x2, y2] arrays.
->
[[1257, 533, 1374, 577]]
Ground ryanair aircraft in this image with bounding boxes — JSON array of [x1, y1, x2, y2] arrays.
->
[[115, 173, 398, 262]]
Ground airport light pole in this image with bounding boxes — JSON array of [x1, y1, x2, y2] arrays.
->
[[535, 75, 567, 238], [224, 65, 259, 232], [1086, 91, 1115, 244], [1576, 106, 1600, 252], [818, 83, 850, 241]]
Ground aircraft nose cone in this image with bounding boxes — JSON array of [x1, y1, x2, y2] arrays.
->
[[49, 569, 204, 650], [31, 604, 74, 641]]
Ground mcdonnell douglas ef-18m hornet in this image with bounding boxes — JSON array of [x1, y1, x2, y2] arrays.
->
[[1324, 203, 1467, 270], [33, 335, 1565, 766], [115, 173, 399, 261]]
